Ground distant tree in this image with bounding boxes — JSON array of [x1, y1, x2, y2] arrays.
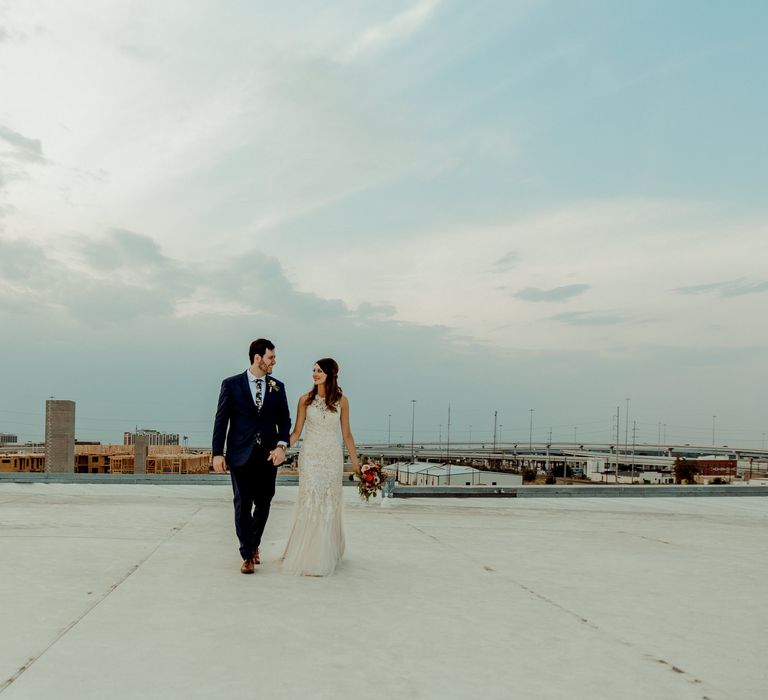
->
[[674, 456, 699, 484], [544, 471, 556, 485], [522, 467, 537, 482]]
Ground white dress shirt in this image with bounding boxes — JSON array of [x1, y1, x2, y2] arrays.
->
[[246, 369, 266, 405], [246, 369, 287, 448]]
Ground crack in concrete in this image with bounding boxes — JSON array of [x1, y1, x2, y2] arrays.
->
[[617, 529, 674, 546], [406, 523, 441, 542], [0, 507, 201, 694]]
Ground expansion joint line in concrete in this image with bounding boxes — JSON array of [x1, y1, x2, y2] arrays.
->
[[0, 506, 203, 694], [395, 513, 724, 699], [487, 566, 724, 698]]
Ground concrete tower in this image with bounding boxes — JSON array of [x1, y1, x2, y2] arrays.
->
[[45, 400, 75, 473], [134, 433, 149, 474]]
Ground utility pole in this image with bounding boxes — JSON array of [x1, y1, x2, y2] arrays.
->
[[492, 410, 498, 451]]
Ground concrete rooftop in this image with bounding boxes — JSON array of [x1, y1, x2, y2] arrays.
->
[[1, 483, 766, 700]]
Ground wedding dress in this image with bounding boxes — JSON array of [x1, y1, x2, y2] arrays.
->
[[282, 396, 344, 576]]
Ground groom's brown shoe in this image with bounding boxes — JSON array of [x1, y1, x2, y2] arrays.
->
[[240, 558, 255, 574], [252, 548, 261, 565]]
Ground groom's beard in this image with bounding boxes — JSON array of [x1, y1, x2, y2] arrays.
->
[[258, 361, 272, 374]]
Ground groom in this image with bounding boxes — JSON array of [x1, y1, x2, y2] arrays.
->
[[212, 338, 291, 574]]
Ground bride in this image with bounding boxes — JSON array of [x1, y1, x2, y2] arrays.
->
[[282, 358, 361, 576]]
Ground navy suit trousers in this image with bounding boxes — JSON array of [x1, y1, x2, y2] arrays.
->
[[230, 447, 278, 560]]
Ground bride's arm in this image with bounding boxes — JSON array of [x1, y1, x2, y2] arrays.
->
[[289, 396, 308, 448], [340, 396, 361, 474]]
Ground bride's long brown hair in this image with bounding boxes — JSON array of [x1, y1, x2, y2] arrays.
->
[[305, 357, 343, 412]]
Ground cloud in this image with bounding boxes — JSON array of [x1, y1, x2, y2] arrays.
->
[[674, 279, 768, 298], [80, 229, 169, 267], [355, 302, 397, 319], [492, 251, 520, 272], [514, 284, 590, 302], [0, 238, 44, 281], [0, 230, 356, 327], [0, 124, 45, 163], [550, 310, 627, 326], [341, 0, 441, 61]]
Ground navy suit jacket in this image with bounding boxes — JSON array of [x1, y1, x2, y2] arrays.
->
[[212, 372, 291, 468]]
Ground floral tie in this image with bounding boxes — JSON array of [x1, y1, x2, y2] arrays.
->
[[254, 378, 263, 411]]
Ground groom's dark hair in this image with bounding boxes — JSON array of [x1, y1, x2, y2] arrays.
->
[[249, 338, 275, 364]]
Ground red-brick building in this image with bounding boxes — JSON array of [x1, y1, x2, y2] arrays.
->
[[697, 457, 737, 477]]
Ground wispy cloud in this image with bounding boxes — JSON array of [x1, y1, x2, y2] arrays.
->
[[674, 279, 768, 298], [341, 0, 440, 62], [492, 251, 520, 272], [514, 284, 590, 302], [0, 124, 45, 163], [550, 310, 627, 326], [355, 302, 397, 319]]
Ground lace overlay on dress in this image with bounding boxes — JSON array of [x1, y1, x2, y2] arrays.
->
[[282, 395, 344, 576]]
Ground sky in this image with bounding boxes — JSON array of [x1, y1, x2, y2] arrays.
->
[[1, 1, 767, 449]]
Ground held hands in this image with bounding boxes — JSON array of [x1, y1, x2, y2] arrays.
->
[[269, 445, 287, 466]]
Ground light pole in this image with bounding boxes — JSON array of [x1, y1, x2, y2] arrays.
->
[[387, 414, 391, 445], [446, 403, 451, 483], [529, 408, 534, 454], [615, 405, 620, 482], [410, 400, 416, 464], [625, 397, 630, 460], [712, 415, 716, 447], [492, 410, 498, 450]]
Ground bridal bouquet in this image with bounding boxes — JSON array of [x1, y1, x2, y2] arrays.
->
[[358, 461, 387, 501]]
